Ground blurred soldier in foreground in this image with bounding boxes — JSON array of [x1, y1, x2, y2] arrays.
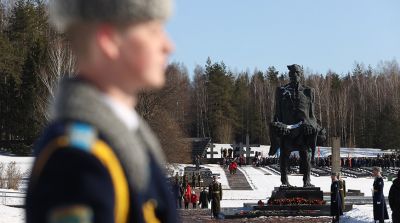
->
[[26, 0, 176, 222], [209, 176, 223, 219]]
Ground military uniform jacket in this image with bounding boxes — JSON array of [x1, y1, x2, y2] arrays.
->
[[338, 179, 346, 210], [26, 78, 178, 223], [373, 176, 389, 221], [209, 182, 222, 200]]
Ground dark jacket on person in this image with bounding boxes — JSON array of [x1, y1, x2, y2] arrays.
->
[[199, 190, 209, 208], [373, 176, 389, 221], [173, 182, 182, 200], [331, 180, 343, 217], [389, 178, 400, 223], [25, 78, 177, 223]]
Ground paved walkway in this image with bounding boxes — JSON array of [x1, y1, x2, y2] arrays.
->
[[223, 167, 252, 190]]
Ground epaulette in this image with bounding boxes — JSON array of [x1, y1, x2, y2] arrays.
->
[[66, 122, 98, 152]]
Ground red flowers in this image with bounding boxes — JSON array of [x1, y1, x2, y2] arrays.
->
[[267, 197, 326, 205]]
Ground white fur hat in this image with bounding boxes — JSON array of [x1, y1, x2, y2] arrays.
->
[[49, 0, 173, 32]]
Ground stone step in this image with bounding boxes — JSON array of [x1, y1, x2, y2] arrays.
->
[[224, 167, 252, 190]]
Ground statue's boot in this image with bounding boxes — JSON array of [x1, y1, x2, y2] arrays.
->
[[303, 182, 315, 187]]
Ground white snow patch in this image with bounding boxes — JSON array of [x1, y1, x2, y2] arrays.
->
[[203, 164, 230, 189], [0, 205, 24, 223], [342, 205, 393, 223], [0, 155, 34, 174]]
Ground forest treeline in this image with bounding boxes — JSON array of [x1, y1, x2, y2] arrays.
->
[[158, 59, 400, 153], [0, 1, 399, 159]]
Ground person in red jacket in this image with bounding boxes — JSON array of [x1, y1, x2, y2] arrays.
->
[[191, 191, 198, 209], [229, 161, 238, 174], [184, 184, 191, 209]]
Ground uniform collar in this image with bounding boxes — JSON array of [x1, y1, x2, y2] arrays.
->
[[100, 93, 139, 132], [53, 77, 166, 191]]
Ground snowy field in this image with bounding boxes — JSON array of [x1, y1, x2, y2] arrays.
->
[[177, 164, 395, 223], [0, 156, 396, 223], [0, 154, 34, 174], [0, 154, 33, 223]]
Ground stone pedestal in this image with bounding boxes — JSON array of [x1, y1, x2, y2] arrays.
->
[[269, 186, 324, 201]]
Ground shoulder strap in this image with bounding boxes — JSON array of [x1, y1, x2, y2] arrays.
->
[[32, 122, 130, 223]]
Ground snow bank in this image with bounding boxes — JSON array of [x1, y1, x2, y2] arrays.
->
[[342, 205, 393, 223], [0, 155, 34, 174], [0, 205, 24, 223]]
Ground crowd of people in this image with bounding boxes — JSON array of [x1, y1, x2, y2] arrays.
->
[[172, 172, 203, 209], [172, 174, 223, 218], [181, 152, 400, 222], [247, 153, 400, 169]]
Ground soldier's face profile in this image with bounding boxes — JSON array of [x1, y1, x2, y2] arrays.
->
[[117, 21, 174, 90]]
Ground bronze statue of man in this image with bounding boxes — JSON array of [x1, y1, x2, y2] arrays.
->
[[269, 64, 318, 187]]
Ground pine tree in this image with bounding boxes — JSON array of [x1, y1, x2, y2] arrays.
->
[[205, 59, 236, 143]]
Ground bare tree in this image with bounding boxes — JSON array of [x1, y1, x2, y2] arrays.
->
[[38, 37, 76, 121]]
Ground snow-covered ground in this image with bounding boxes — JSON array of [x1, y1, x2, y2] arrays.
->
[[206, 165, 393, 207], [0, 205, 24, 223], [0, 154, 34, 174], [0, 154, 33, 223], [342, 205, 392, 223], [0, 156, 396, 222], [173, 164, 395, 222]]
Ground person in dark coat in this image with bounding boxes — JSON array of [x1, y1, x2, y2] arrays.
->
[[183, 173, 187, 187], [197, 173, 202, 188], [389, 170, 400, 223], [330, 172, 343, 223], [195, 155, 201, 171], [199, 187, 209, 209], [191, 172, 196, 188], [372, 167, 389, 223], [172, 180, 182, 209]]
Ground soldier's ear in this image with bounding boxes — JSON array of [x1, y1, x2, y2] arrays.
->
[[96, 24, 121, 60]]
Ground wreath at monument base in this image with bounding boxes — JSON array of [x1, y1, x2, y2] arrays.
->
[[267, 197, 326, 205]]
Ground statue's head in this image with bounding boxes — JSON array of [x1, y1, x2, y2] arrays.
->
[[287, 64, 303, 84]]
